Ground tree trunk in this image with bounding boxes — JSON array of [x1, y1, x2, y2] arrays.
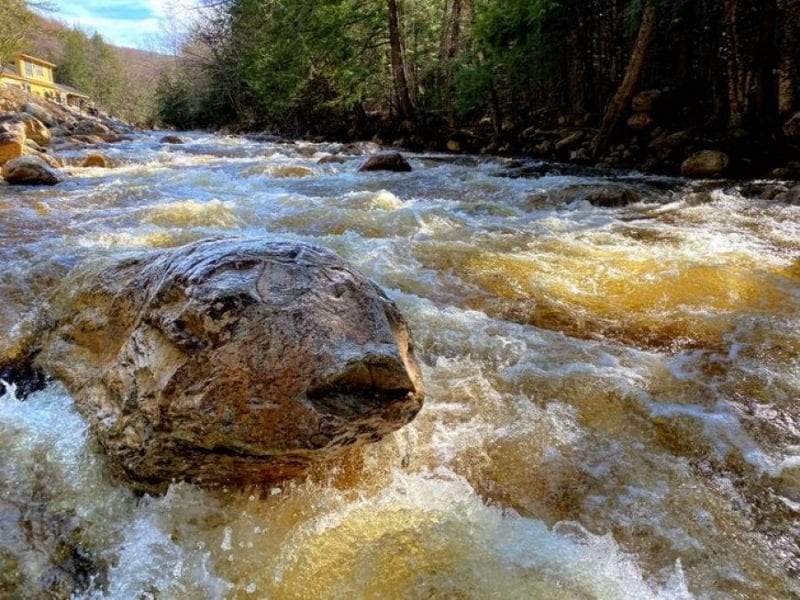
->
[[723, 0, 779, 129], [593, 0, 656, 157], [446, 0, 463, 60], [388, 0, 414, 119], [778, 0, 799, 115]]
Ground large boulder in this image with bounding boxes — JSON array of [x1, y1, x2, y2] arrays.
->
[[1, 156, 63, 185], [24, 238, 424, 489], [681, 150, 730, 178], [359, 152, 412, 172]]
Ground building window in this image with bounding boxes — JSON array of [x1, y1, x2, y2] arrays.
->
[[24, 62, 33, 77], [34, 65, 43, 78]]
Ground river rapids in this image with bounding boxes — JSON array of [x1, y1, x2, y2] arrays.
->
[[0, 133, 798, 599]]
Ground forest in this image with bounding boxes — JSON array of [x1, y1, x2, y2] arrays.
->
[[151, 0, 800, 175]]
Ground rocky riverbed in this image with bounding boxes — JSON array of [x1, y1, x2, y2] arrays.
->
[[1, 128, 799, 598]]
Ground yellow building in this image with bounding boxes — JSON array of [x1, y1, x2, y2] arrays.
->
[[0, 53, 90, 109]]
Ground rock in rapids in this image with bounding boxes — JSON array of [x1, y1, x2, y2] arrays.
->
[[5, 238, 425, 490]]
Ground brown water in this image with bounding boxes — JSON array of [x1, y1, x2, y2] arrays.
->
[[0, 133, 798, 599]]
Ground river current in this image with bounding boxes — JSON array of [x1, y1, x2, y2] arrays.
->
[[0, 133, 798, 599]]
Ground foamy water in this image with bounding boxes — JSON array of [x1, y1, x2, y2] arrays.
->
[[0, 132, 798, 598]]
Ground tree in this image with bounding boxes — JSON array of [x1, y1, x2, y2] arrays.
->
[[593, 0, 657, 157], [723, 0, 779, 129], [388, 0, 414, 118]]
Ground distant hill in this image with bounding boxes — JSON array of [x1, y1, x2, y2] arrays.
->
[[27, 15, 175, 89]]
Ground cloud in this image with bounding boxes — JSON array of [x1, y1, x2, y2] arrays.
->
[[40, 0, 199, 50]]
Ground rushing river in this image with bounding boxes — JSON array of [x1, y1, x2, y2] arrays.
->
[[0, 132, 798, 599]]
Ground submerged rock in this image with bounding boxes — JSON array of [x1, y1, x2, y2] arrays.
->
[[527, 182, 659, 208], [359, 152, 412, 172], [160, 135, 185, 144], [1, 156, 63, 185], [317, 154, 349, 165], [16, 238, 424, 490], [81, 153, 112, 168]]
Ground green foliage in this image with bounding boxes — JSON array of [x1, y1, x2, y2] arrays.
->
[[155, 73, 195, 129]]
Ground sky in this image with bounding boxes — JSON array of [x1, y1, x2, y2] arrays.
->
[[40, 0, 198, 50]]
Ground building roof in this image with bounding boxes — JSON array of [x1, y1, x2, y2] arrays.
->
[[15, 53, 57, 68]]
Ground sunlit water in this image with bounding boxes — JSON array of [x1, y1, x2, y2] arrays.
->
[[1, 132, 798, 599]]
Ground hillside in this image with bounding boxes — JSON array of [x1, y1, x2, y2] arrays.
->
[[19, 14, 174, 123], [28, 15, 175, 85]]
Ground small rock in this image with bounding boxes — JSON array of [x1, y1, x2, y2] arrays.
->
[[341, 141, 382, 155], [534, 140, 555, 156], [317, 155, 349, 165], [23, 102, 55, 126], [1, 156, 64, 185], [627, 112, 655, 130], [0, 113, 51, 146], [32, 151, 63, 169], [359, 152, 412, 172], [0, 134, 25, 166], [19, 114, 50, 146], [74, 120, 111, 136], [160, 135, 185, 144], [82, 153, 112, 168], [24, 139, 42, 153], [70, 135, 106, 145], [681, 150, 730, 178], [555, 131, 584, 152], [447, 140, 462, 153], [632, 89, 662, 113], [783, 112, 800, 139], [569, 147, 592, 163]]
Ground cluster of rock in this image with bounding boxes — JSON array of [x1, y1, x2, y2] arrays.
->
[[0, 88, 132, 185], [511, 90, 800, 179], [348, 88, 800, 180]]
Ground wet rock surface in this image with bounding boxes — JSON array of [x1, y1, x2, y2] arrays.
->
[[359, 152, 412, 172], [681, 150, 730, 178], [21, 238, 424, 490], [1, 156, 63, 185]]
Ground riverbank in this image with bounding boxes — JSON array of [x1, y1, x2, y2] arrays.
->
[[222, 89, 800, 181]]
